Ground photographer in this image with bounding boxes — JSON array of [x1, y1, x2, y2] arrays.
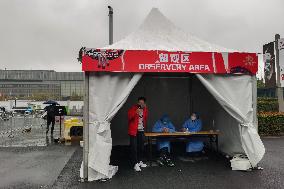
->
[[44, 104, 56, 135], [128, 97, 148, 172]]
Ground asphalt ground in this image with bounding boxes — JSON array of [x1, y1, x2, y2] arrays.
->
[[0, 145, 77, 189], [0, 116, 77, 189], [0, 116, 283, 189], [52, 136, 284, 189]]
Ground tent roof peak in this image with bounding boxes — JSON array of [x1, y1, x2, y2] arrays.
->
[[138, 8, 175, 32], [102, 8, 237, 52]]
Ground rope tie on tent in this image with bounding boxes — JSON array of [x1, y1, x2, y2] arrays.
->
[[92, 121, 111, 133], [240, 123, 254, 128]]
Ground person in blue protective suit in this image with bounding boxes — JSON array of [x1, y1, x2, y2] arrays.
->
[[152, 114, 175, 166], [182, 112, 204, 156]]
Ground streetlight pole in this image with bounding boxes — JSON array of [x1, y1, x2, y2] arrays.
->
[[108, 6, 113, 45], [14, 97, 17, 107], [275, 34, 284, 112]]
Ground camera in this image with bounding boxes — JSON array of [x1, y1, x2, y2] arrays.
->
[[54, 106, 67, 116]]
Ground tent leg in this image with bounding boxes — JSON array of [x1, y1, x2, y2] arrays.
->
[[83, 72, 89, 181], [252, 76, 258, 131]]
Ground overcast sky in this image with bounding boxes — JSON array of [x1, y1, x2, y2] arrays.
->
[[0, 0, 283, 73]]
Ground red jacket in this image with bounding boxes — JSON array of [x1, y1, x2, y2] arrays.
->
[[128, 105, 148, 136]]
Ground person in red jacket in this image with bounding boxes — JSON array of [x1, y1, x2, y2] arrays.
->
[[128, 96, 148, 172]]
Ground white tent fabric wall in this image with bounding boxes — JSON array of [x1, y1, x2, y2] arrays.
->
[[191, 76, 244, 155], [82, 73, 265, 181], [196, 74, 265, 167], [80, 72, 142, 181]]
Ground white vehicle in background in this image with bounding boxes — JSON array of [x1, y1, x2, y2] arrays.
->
[[12, 106, 34, 115], [11, 107, 29, 116]]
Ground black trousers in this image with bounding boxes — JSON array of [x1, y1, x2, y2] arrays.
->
[[159, 147, 170, 158], [46, 116, 55, 134], [130, 131, 145, 166]]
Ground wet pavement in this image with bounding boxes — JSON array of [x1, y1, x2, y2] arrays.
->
[[0, 116, 283, 189], [52, 137, 284, 189], [0, 116, 79, 189], [0, 145, 77, 189]]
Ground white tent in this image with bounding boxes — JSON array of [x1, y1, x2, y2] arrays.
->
[[80, 8, 265, 181]]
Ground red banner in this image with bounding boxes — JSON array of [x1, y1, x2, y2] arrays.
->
[[81, 48, 258, 74]]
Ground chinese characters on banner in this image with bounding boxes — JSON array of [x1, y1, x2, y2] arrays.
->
[[263, 42, 276, 87], [278, 38, 284, 87], [138, 51, 212, 73], [81, 49, 258, 74]]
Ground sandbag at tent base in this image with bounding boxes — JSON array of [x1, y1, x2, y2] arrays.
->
[[230, 154, 252, 171], [80, 162, 118, 182]]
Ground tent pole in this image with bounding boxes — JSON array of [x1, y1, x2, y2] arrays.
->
[[252, 75, 258, 131], [83, 71, 89, 181]]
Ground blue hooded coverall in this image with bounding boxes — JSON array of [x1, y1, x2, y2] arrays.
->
[[182, 118, 204, 152], [152, 115, 176, 152]]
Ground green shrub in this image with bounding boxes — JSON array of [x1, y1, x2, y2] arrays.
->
[[258, 101, 278, 112], [257, 97, 277, 103], [258, 112, 284, 136]]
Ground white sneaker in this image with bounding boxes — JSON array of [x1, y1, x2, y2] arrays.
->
[[134, 163, 141, 172], [139, 161, 147, 168]]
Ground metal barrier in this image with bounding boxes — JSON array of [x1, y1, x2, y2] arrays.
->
[[0, 115, 53, 147]]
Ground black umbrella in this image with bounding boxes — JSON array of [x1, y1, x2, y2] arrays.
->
[[43, 100, 59, 105]]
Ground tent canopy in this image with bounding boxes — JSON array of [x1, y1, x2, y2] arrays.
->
[[81, 8, 258, 74], [80, 8, 264, 181]]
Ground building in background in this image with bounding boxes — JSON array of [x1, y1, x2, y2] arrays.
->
[[0, 70, 84, 100]]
